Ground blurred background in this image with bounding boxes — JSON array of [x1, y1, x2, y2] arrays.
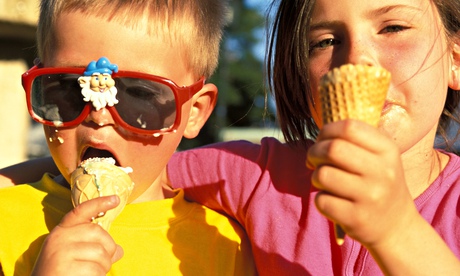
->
[[0, 0, 284, 168], [1, 0, 459, 169], [0, 0, 36, 167]]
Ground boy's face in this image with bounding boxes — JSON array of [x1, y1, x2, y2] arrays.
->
[[45, 11, 196, 202]]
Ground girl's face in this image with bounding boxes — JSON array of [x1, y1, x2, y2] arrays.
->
[[307, 0, 456, 153]]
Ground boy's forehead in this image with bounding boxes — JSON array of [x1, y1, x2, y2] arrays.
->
[[44, 16, 197, 88], [50, 11, 193, 81], [40, 0, 226, 80]]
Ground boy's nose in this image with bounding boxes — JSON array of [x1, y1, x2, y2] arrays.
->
[[84, 107, 116, 127]]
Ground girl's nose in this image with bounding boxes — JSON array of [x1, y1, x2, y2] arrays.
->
[[84, 107, 116, 127], [345, 37, 377, 66]]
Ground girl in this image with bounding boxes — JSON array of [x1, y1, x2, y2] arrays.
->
[[168, 0, 460, 274], [2, 0, 460, 274]]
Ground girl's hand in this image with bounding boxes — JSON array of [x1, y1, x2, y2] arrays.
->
[[306, 119, 419, 248], [31, 195, 123, 276]]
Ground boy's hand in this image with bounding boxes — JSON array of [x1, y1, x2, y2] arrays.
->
[[306, 119, 419, 248], [31, 195, 124, 276]]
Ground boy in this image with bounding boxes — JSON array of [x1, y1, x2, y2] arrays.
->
[[0, 1, 256, 275]]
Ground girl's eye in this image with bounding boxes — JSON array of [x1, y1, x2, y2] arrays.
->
[[310, 38, 341, 51], [380, 25, 408, 34]]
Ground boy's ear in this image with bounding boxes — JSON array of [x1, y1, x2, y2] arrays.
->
[[183, 83, 218, 139], [449, 38, 460, 90]]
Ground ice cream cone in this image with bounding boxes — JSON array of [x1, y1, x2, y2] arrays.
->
[[319, 64, 391, 127], [70, 157, 134, 231], [318, 64, 391, 245]]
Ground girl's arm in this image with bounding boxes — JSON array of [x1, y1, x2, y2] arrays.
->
[[167, 140, 266, 220], [167, 138, 309, 223], [307, 120, 460, 275], [0, 157, 58, 187], [368, 216, 460, 275]]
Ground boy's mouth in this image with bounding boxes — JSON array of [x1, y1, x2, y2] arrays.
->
[[81, 147, 119, 166]]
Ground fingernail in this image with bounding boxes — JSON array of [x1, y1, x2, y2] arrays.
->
[[109, 195, 120, 204]]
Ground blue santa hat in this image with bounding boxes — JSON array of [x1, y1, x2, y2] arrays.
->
[[83, 57, 119, 76]]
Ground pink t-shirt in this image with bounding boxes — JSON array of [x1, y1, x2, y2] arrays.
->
[[168, 137, 460, 275]]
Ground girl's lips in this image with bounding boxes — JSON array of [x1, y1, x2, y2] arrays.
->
[[380, 99, 407, 122], [381, 101, 394, 116]]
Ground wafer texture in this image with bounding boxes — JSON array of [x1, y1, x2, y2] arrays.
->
[[319, 64, 391, 127], [70, 157, 134, 231]]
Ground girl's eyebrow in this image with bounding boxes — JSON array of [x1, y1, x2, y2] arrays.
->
[[310, 4, 422, 31], [310, 20, 342, 32], [367, 4, 422, 18]]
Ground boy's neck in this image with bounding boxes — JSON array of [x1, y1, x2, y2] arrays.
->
[[53, 174, 176, 202], [130, 179, 176, 203]]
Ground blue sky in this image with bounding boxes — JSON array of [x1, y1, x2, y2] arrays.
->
[[244, 0, 271, 61], [246, 0, 270, 11]]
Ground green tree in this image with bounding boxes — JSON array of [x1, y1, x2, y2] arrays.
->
[[179, 0, 273, 150]]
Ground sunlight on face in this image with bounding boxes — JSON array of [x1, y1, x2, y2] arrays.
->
[[307, 0, 452, 153], [46, 10, 196, 200]]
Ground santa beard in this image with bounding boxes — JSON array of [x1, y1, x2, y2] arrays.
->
[[81, 86, 119, 111]]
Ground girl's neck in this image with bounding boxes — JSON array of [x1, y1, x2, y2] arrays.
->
[[402, 147, 449, 199]]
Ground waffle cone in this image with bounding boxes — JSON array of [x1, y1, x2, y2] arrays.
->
[[70, 157, 134, 231], [319, 64, 391, 127]]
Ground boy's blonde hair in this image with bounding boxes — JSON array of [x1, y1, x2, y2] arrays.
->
[[38, 0, 230, 78]]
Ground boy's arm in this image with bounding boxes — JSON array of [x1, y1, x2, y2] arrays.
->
[[0, 157, 58, 187]]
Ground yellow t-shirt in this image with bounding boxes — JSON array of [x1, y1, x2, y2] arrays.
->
[[0, 174, 256, 275]]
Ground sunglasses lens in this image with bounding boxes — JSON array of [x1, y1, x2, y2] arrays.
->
[[27, 70, 181, 133], [114, 77, 177, 130], [31, 73, 86, 124]]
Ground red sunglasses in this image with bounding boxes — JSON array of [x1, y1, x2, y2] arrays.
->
[[22, 65, 205, 136]]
